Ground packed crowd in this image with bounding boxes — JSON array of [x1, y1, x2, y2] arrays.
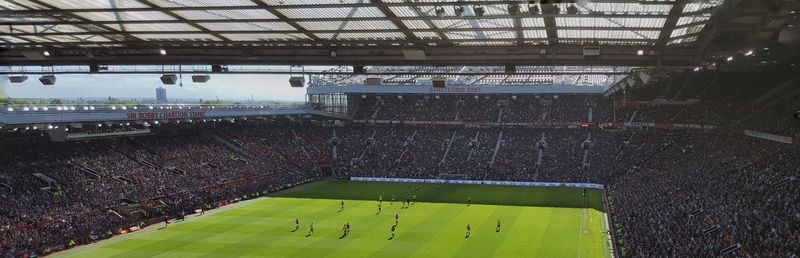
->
[[0, 126, 317, 257], [608, 67, 799, 137], [353, 95, 598, 124], [348, 65, 798, 138], [606, 130, 799, 257], [1, 122, 797, 257], [332, 126, 611, 183]]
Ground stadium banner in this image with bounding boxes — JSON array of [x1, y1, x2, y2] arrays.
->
[[614, 100, 697, 108], [126, 111, 207, 119], [350, 177, 604, 189], [744, 130, 793, 144], [353, 119, 588, 129], [357, 119, 721, 132]]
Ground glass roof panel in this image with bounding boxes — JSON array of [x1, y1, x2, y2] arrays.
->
[[199, 22, 296, 31], [411, 6, 437, 17], [298, 20, 398, 31], [480, 4, 513, 16], [79, 35, 113, 42], [75, 11, 176, 21], [0, 36, 29, 43], [297, 21, 345, 31], [667, 36, 697, 45], [683, 1, 724, 13], [558, 30, 660, 40], [122, 23, 202, 32], [521, 18, 546, 27], [221, 33, 310, 41], [278, 7, 384, 19], [0, 1, 23, 10], [413, 31, 440, 39], [402, 20, 431, 30], [0, 16, 59, 22], [676, 15, 711, 26], [388, 6, 419, 17], [149, 0, 257, 7], [343, 20, 398, 30], [475, 18, 514, 28], [133, 33, 220, 41], [483, 30, 516, 39], [316, 32, 405, 40], [5, 25, 46, 33], [174, 9, 278, 20], [40, 24, 89, 33], [45, 0, 148, 9], [432, 19, 471, 29], [445, 31, 479, 40], [523, 30, 547, 39], [670, 24, 705, 38], [0, 0, 50, 10], [262, 0, 371, 5], [39, 35, 113, 42], [579, 2, 672, 14], [17, 35, 54, 43], [556, 17, 666, 28]]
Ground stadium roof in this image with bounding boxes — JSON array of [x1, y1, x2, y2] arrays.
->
[[308, 65, 631, 87], [0, 0, 794, 67]]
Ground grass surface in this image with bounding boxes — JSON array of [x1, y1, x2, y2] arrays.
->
[[55, 180, 610, 258]]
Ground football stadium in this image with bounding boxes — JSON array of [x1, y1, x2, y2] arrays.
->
[[1, 0, 799, 257]]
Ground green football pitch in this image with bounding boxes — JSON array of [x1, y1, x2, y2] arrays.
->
[[55, 180, 612, 258]]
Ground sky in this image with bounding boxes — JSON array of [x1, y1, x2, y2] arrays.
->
[[1, 73, 307, 102]]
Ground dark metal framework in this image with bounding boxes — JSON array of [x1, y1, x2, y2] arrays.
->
[[0, 0, 791, 67]]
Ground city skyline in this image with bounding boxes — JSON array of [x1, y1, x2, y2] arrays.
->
[[1, 73, 307, 102]]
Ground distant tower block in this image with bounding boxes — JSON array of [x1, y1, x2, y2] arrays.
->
[[0, 75, 9, 98], [156, 87, 168, 103]]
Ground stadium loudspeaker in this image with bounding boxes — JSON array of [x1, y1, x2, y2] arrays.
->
[[39, 75, 56, 85], [353, 66, 365, 74], [432, 76, 446, 88], [402, 49, 427, 60], [365, 77, 383, 85], [505, 65, 516, 74], [9, 75, 28, 83], [160, 74, 178, 85], [289, 76, 305, 87], [21, 51, 48, 60], [192, 75, 210, 83]]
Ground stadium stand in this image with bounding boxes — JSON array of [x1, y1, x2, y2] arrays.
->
[[2, 117, 798, 257], [2, 0, 799, 257]]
